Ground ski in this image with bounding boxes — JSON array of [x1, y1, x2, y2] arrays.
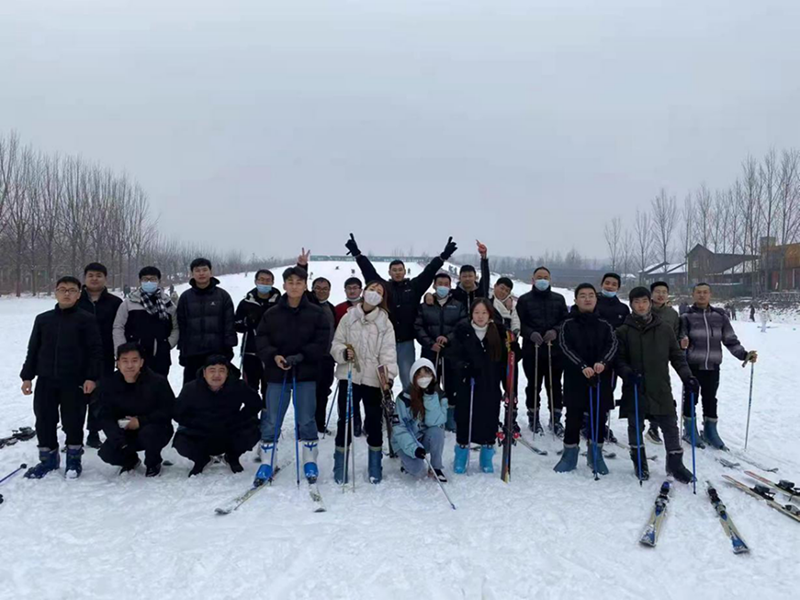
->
[[716, 457, 740, 469], [376, 365, 398, 458], [639, 481, 671, 547], [581, 450, 617, 460], [500, 331, 517, 483], [517, 435, 548, 456], [724, 449, 778, 473], [0, 427, 36, 449], [308, 481, 327, 513], [214, 467, 282, 515], [706, 481, 750, 554], [743, 471, 799, 504], [722, 475, 800, 523]]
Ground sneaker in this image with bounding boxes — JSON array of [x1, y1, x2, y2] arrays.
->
[[353, 422, 362, 438], [552, 420, 565, 439], [85, 431, 102, 449], [225, 453, 244, 474], [645, 425, 663, 445], [433, 468, 448, 483], [145, 463, 162, 478], [605, 428, 618, 444]]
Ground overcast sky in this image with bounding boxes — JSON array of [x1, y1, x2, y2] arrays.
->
[[2, 0, 799, 259]]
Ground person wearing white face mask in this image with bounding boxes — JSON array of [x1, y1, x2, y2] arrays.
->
[[392, 358, 449, 482], [330, 280, 398, 484], [596, 272, 629, 328], [113, 266, 179, 378]]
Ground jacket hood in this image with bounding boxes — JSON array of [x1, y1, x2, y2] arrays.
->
[[194, 361, 242, 387], [409, 357, 436, 384], [244, 287, 280, 305]]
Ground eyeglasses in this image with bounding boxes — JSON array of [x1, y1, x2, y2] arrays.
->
[[56, 288, 80, 295]]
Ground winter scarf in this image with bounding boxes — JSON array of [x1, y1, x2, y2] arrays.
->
[[472, 322, 488, 341], [140, 288, 173, 321]]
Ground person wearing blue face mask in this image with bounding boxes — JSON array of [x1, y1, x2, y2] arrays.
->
[[517, 266, 568, 436], [234, 269, 281, 396], [414, 273, 468, 431], [113, 266, 179, 378]]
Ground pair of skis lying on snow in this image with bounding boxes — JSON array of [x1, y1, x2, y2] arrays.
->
[[640, 472, 800, 551]]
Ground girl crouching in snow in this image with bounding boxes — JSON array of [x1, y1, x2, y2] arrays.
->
[[392, 358, 448, 482]]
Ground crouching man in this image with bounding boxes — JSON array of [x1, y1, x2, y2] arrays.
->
[[96, 343, 175, 477], [173, 355, 261, 477]]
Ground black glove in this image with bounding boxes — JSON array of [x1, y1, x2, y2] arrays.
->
[[284, 354, 304, 367], [414, 447, 427, 460], [530, 332, 544, 346], [685, 376, 700, 397], [345, 233, 361, 257], [630, 372, 643, 388], [542, 329, 558, 344], [440, 236, 458, 260]]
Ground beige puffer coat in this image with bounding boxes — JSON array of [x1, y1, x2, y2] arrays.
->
[[331, 304, 398, 388]]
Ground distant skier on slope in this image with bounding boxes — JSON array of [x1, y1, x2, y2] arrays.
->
[[759, 304, 771, 333]]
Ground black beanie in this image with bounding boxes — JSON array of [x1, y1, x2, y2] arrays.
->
[[628, 286, 652, 302]]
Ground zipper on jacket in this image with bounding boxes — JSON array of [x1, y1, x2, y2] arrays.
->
[[703, 309, 710, 370]]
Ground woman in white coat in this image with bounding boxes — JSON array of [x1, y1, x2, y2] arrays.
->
[[331, 280, 397, 484]]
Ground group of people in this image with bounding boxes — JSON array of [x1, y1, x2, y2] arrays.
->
[[17, 234, 759, 488]]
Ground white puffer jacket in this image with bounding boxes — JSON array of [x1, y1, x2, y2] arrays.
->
[[331, 304, 398, 388]]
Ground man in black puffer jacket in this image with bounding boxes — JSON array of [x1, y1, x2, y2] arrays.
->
[[345, 233, 457, 390], [595, 272, 630, 328], [176, 258, 237, 385], [516, 266, 569, 435], [255, 266, 331, 485], [173, 355, 261, 476], [96, 343, 175, 477]]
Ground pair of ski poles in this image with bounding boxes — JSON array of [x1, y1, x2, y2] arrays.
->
[[266, 370, 304, 487], [533, 343, 557, 441], [588, 378, 602, 481]]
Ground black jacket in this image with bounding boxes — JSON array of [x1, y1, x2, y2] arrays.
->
[[78, 288, 123, 375], [450, 320, 517, 407], [451, 257, 491, 314], [558, 307, 618, 412], [414, 295, 468, 356], [176, 278, 237, 362], [516, 287, 568, 356], [95, 368, 175, 444], [234, 288, 281, 354], [356, 254, 445, 343], [174, 365, 261, 436], [256, 295, 331, 384], [595, 295, 630, 329], [20, 304, 103, 383]]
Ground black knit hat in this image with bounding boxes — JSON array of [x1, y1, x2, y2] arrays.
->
[[602, 272, 621, 287], [628, 286, 651, 302], [574, 283, 596, 296]]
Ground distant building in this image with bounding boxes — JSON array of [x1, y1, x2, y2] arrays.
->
[[761, 240, 800, 291], [686, 244, 758, 296], [639, 261, 687, 288]]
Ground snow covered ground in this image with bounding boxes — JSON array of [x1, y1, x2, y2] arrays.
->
[[1, 260, 799, 599]]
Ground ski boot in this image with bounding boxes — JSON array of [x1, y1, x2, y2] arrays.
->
[[586, 442, 609, 476], [65, 446, 84, 479], [550, 411, 565, 438], [445, 407, 457, 433], [119, 454, 140, 475], [479, 445, 495, 473], [85, 431, 102, 449], [702, 418, 727, 450], [225, 453, 244, 473], [528, 412, 544, 435], [189, 456, 210, 477], [353, 421, 362, 438], [145, 463, 162, 478], [645, 424, 663, 445], [666, 451, 695, 484], [629, 445, 650, 480], [24, 447, 60, 479], [368, 446, 382, 484], [254, 442, 277, 485], [333, 447, 348, 484], [605, 427, 618, 444], [303, 441, 320, 482], [682, 417, 706, 449], [553, 444, 579, 473], [453, 444, 469, 474]]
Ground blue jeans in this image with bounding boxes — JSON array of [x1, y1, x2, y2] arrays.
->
[[399, 426, 444, 477], [260, 380, 318, 442], [396, 341, 416, 391]]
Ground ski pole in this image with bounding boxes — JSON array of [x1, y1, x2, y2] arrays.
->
[[239, 331, 248, 384], [547, 342, 556, 440], [343, 363, 353, 493], [466, 378, 475, 475], [350, 377, 356, 493], [633, 382, 643, 487], [595, 378, 601, 472], [744, 362, 755, 451], [424, 455, 456, 510], [690, 390, 698, 495], [0, 463, 27, 486], [292, 371, 300, 488], [534, 344, 539, 432], [588, 383, 598, 480], [323, 382, 339, 440], [267, 373, 289, 484]]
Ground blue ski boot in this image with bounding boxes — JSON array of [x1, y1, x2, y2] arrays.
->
[[682, 417, 706, 449], [479, 445, 495, 473], [254, 442, 276, 486], [65, 446, 84, 479], [553, 444, 579, 473], [586, 442, 609, 476], [453, 444, 469, 474], [368, 446, 383, 484], [702, 418, 727, 450], [24, 447, 60, 479], [446, 407, 457, 432], [302, 441, 319, 483], [333, 447, 347, 484]]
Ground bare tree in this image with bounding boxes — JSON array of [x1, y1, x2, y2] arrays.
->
[[650, 188, 677, 272], [694, 184, 713, 248], [604, 216, 623, 271], [633, 209, 652, 283]]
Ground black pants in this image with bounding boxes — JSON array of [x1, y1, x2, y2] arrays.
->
[[455, 380, 501, 446], [628, 413, 681, 454], [315, 356, 336, 432], [98, 423, 174, 468], [682, 367, 720, 419], [173, 423, 260, 464], [335, 381, 383, 448], [241, 354, 266, 396], [86, 367, 114, 435], [182, 354, 212, 385], [33, 378, 87, 449], [522, 349, 563, 416]]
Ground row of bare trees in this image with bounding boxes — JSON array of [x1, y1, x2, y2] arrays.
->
[[605, 148, 800, 288], [0, 132, 287, 296]]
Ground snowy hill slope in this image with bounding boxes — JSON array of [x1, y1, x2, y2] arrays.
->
[[1, 261, 798, 599]]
